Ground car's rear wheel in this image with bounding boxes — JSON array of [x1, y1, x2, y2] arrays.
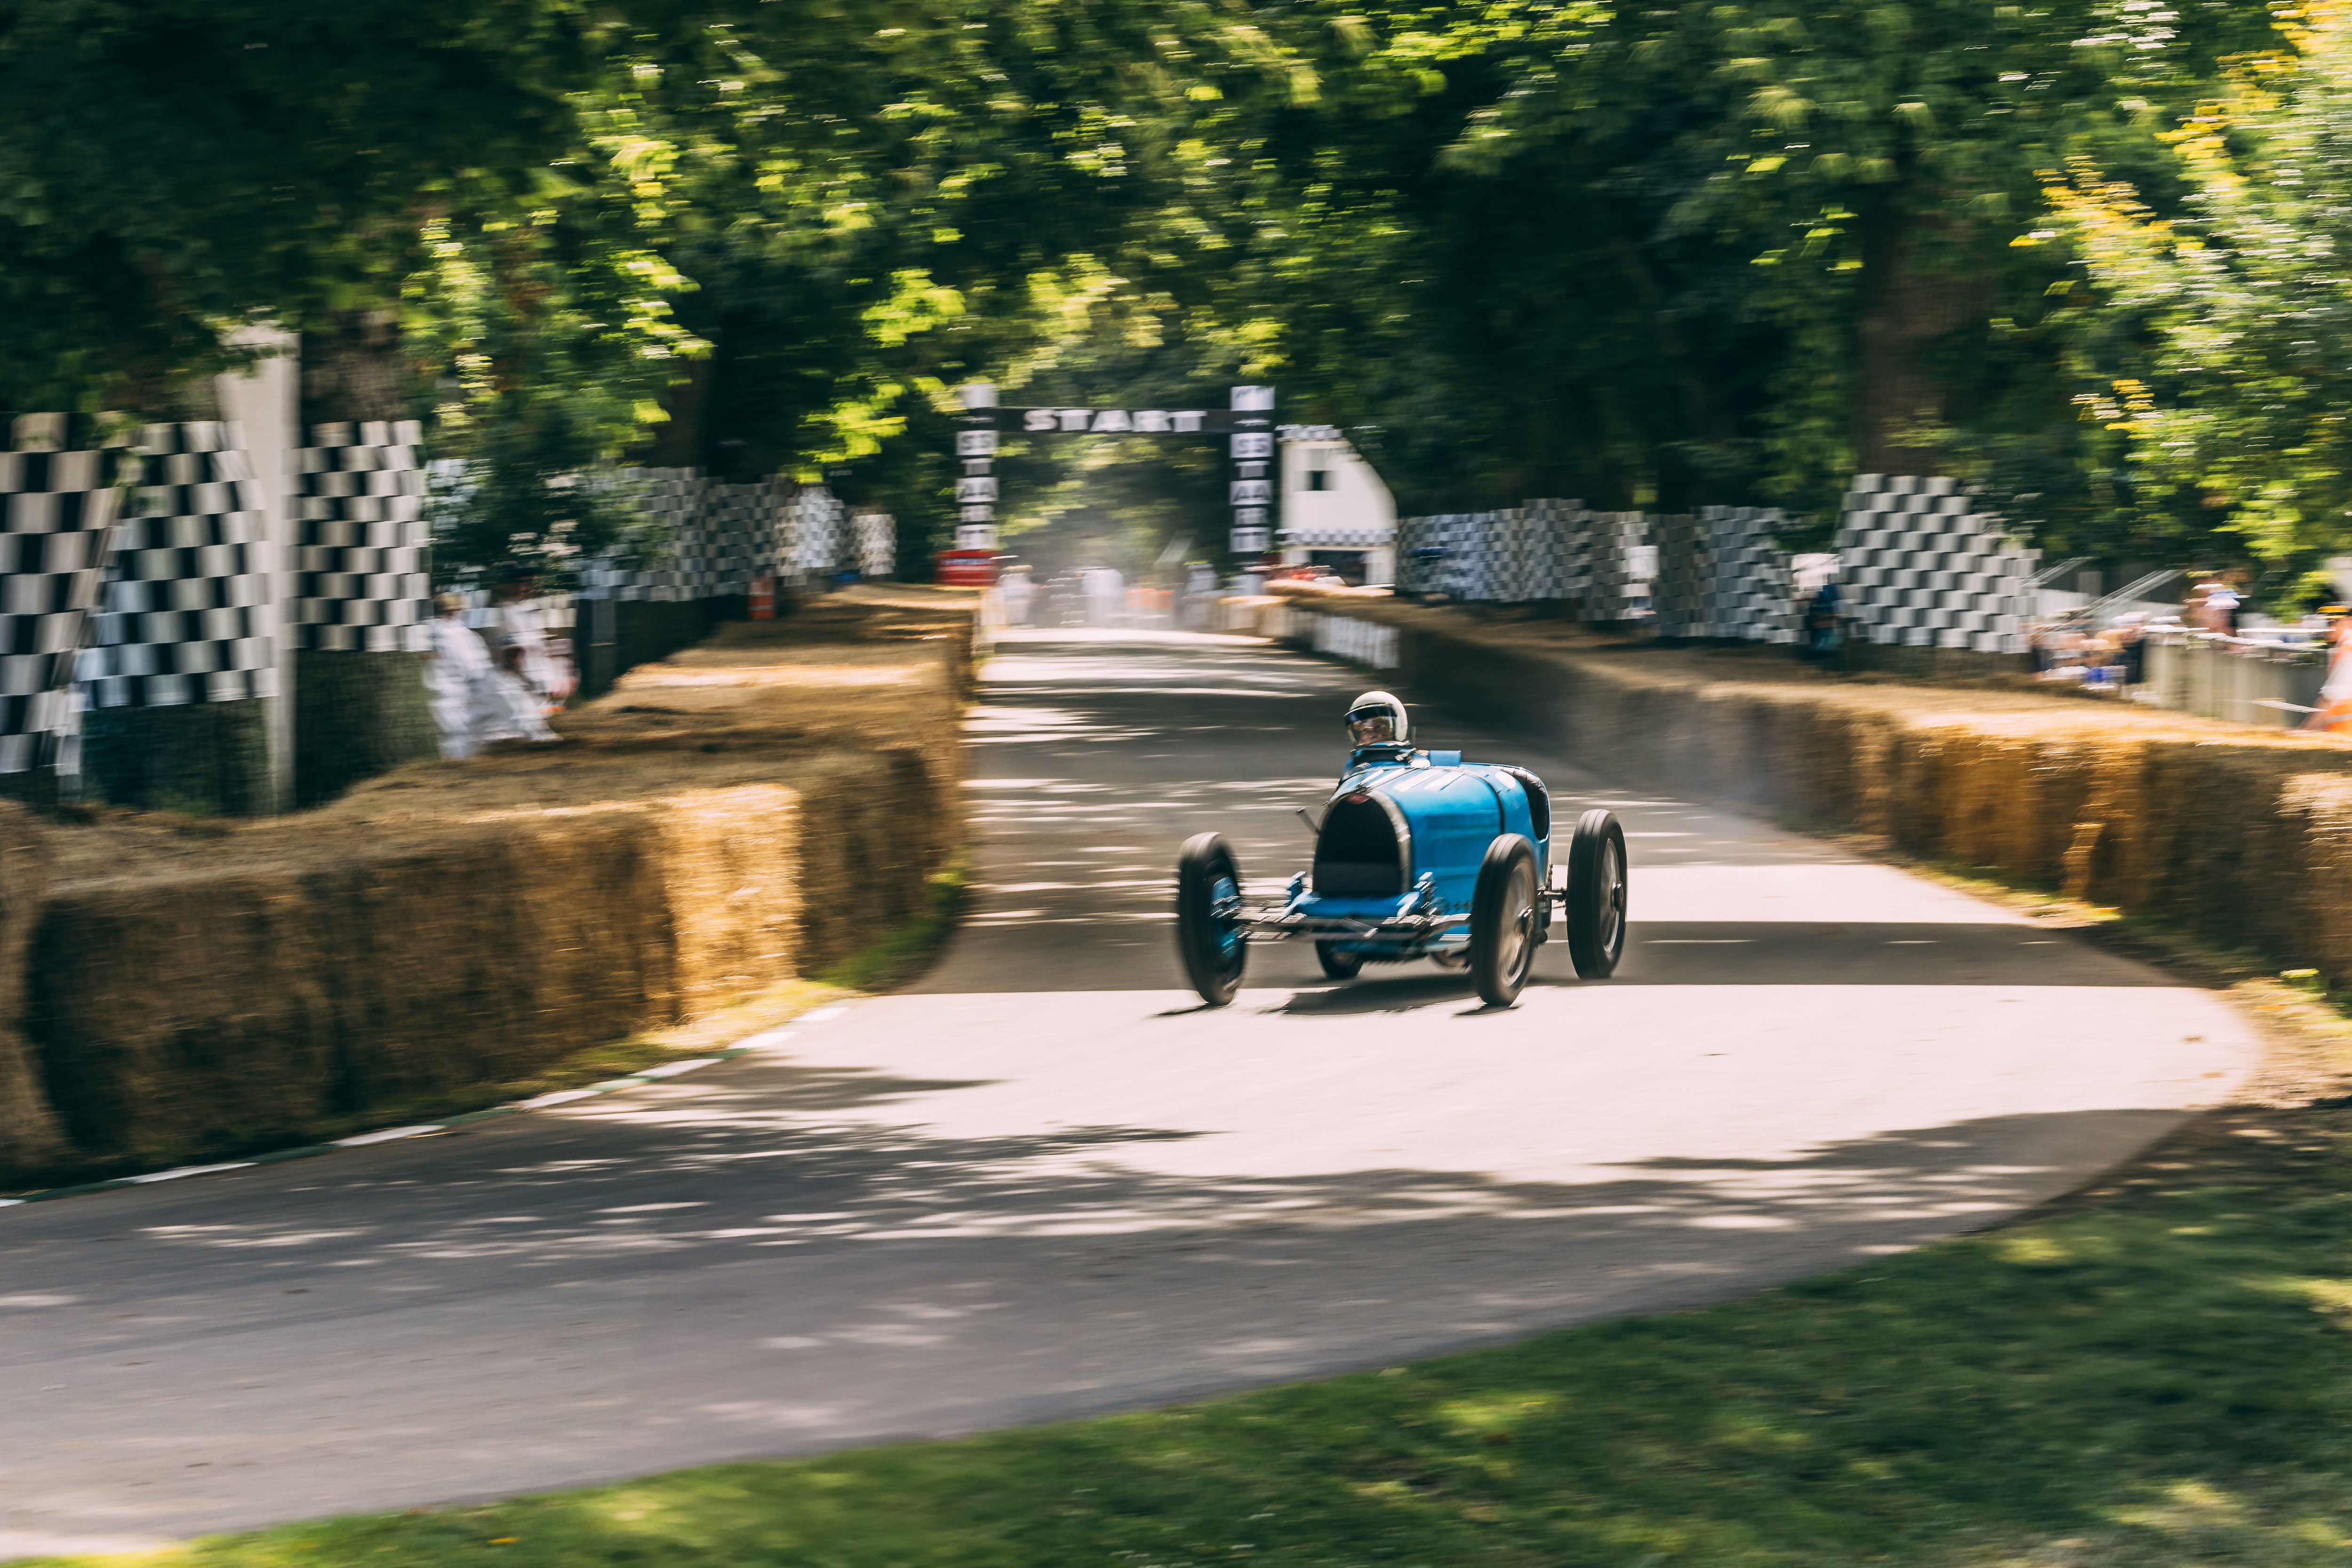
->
[[1175, 832, 1249, 1005], [1316, 942, 1364, 979], [1470, 834, 1540, 1007], [1564, 809, 1629, 978]]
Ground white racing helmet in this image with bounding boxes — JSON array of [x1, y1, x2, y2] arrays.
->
[[1345, 690, 1410, 748]]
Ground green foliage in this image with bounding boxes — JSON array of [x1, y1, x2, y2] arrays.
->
[[2053, 16, 2352, 573], [13, 0, 2352, 579], [0, 0, 591, 408]]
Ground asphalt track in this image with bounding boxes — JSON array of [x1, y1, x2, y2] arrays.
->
[[0, 628, 2259, 1559]]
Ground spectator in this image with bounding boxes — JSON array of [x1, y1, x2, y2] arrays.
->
[[2190, 571, 2238, 636], [2307, 607, 2352, 733], [2112, 613, 2150, 692], [483, 570, 570, 711], [1801, 579, 1843, 664], [476, 644, 560, 746], [422, 592, 492, 760]]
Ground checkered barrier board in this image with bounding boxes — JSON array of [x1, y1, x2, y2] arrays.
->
[[1310, 612, 1399, 669], [1652, 514, 1705, 637], [1835, 475, 2038, 653], [791, 486, 844, 581], [855, 511, 895, 579], [588, 474, 882, 600], [1397, 511, 1502, 600], [0, 415, 124, 773], [81, 422, 277, 708], [1401, 501, 1645, 613], [597, 471, 814, 601], [1279, 524, 1392, 549], [1581, 512, 1651, 620], [1516, 499, 1583, 602], [292, 420, 429, 653], [1699, 506, 1795, 643]]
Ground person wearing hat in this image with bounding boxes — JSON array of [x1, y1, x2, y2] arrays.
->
[[2309, 605, 2352, 733], [1343, 690, 1414, 771], [423, 592, 493, 759]]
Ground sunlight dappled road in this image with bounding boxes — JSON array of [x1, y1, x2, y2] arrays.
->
[[0, 629, 2257, 1559]]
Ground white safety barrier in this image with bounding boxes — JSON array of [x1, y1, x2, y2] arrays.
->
[[1311, 612, 1398, 669]]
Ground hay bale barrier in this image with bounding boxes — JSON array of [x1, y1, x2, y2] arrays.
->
[[0, 590, 978, 1188], [1269, 587, 2352, 983], [0, 803, 69, 1171]]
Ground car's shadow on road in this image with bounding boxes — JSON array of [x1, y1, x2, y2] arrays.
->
[[1267, 972, 1492, 1015]]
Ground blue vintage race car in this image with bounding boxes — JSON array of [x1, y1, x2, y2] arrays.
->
[[1173, 691, 1628, 1007]]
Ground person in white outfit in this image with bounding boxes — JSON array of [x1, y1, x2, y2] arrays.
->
[[423, 594, 493, 759], [475, 644, 559, 745], [482, 573, 569, 710]]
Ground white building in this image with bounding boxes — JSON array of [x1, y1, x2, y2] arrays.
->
[[1277, 425, 1395, 585]]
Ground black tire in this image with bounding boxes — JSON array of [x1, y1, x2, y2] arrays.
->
[[1175, 833, 1248, 1005], [1564, 809, 1629, 979], [1470, 834, 1541, 1007], [1316, 942, 1365, 979]]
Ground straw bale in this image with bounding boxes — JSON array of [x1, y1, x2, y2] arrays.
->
[[11, 594, 975, 1179], [0, 803, 67, 1170], [1307, 601, 2352, 987]]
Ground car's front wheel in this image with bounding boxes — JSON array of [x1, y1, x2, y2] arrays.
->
[[1175, 832, 1249, 1005], [1564, 809, 1629, 978], [1470, 834, 1540, 1007]]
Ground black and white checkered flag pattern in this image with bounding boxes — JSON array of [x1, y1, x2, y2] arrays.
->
[[791, 486, 845, 581], [80, 422, 276, 709], [1405, 480, 2027, 652], [1698, 506, 1795, 643], [1278, 523, 1394, 549], [1834, 475, 2037, 653], [1399, 501, 1615, 607], [0, 415, 125, 773], [595, 468, 703, 601], [292, 420, 429, 653], [592, 472, 879, 599], [1516, 499, 1583, 601], [855, 510, 895, 579], [1581, 512, 1651, 619], [1652, 514, 1707, 637], [1397, 512, 1495, 600]]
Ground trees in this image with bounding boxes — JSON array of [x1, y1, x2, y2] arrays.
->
[[6, 0, 2338, 578], [2051, 8, 2352, 583], [0, 0, 596, 410]]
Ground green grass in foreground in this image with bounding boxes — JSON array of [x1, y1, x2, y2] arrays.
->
[[43, 1099, 2352, 1567]]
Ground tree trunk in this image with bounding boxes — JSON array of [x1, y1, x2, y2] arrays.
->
[[301, 310, 408, 427], [1853, 202, 1986, 476], [294, 309, 436, 805], [641, 355, 713, 470]]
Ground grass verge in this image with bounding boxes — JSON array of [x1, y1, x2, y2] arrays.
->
[[35, 1095, 2352, 1568]]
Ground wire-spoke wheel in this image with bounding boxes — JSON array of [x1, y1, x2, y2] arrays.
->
[[1565, 809, 1629, 979], [1470, 834, 1540, 1007], [1175, 832, 1249, 1005]]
